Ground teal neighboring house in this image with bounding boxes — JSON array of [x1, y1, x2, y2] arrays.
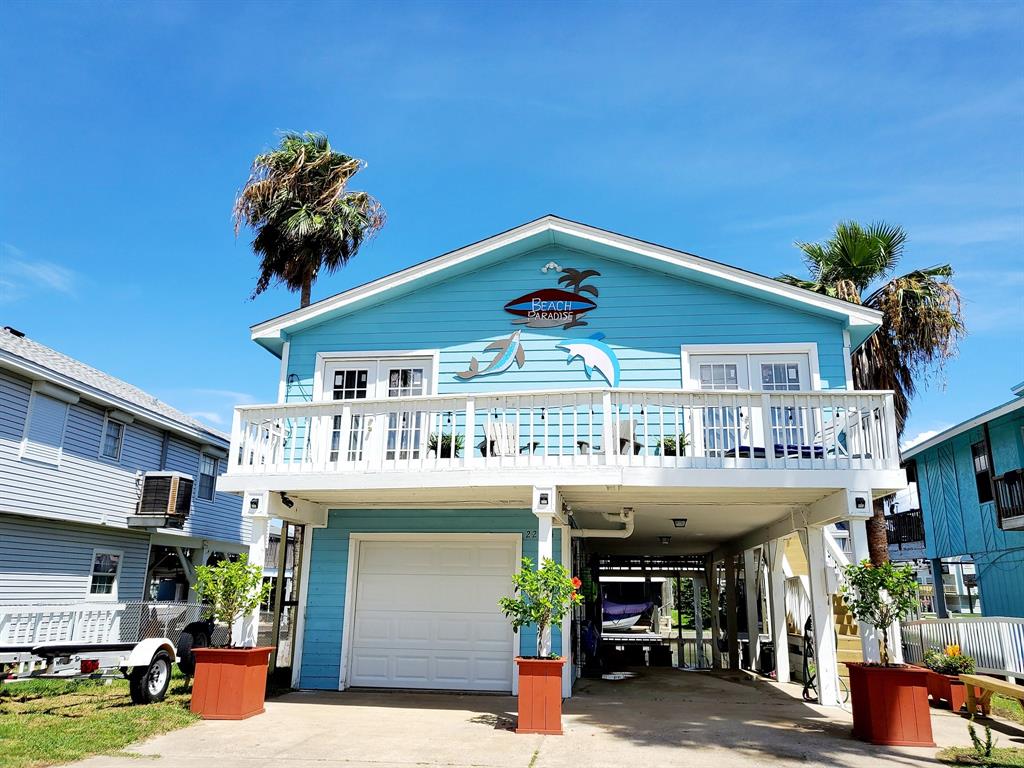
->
[[219, 216, 906, 705], [901, 382, 1024, 618]]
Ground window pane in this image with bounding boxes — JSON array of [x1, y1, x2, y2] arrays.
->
[[102, 421, 123, 459], [90, 575, 115, 594], [199, 455, 217, 499], [92, 552, 120, 574]]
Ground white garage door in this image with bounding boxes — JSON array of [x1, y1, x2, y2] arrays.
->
[[348, 537, 517, 692]]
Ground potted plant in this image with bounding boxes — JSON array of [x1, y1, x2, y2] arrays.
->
[[920, 644, 977, 713], [656, 433, 688, 457], [427, 432, 464, 459], [841, 559, 934, 747], [499, 557, 581, 735], [190, 554, 273, 720]]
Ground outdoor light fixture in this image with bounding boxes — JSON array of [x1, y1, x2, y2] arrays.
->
[[672, 518, 688, 528], [658, 536, 672, 545], [249, 498, 259, 511], [855, 496, 867, 510], [279, 492, 295, 509]]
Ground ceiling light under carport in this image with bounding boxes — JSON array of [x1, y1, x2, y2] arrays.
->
[[658, 535, 672, 545], [672, 518, 687, 528]]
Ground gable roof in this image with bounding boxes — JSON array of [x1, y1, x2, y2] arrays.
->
[[0, 327, 228, 445], [250, 215, 883, 356], [901, 393, 1024, 461]]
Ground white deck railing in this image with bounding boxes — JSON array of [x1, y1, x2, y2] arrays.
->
[[0, 602, 208, 648], [903, 617, 1024, 680], [227, 388, 899, 476]]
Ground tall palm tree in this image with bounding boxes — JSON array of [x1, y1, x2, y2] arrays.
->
[[234, 132, 385, 307], [779, 221, 965, 564]]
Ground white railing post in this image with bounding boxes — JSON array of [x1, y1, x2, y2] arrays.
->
[[882, 393, 899, 468], [602, 391, 615, 458], [463, 397, 475, 468], [230, 408, 242, 470], [760, 394, 776, 468]]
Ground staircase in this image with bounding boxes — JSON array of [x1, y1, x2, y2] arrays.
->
[[782, 534, 862, 685]]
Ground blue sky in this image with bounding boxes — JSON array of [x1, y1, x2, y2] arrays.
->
[[1, 0, 1021, 445]]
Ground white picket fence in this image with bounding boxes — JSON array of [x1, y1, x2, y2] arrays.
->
[[903, 617, 1024, 681]]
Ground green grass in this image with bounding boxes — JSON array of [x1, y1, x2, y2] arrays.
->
[[938, 747, 1024, 766], [0, 675, 198, 768], [992, 695, 1024, 725]]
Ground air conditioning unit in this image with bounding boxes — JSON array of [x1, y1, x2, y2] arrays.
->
[[129, 472, 193, 529]]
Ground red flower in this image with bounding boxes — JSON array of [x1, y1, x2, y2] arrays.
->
[[571, 577, 582, 589]]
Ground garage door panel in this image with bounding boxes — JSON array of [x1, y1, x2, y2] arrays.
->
[[349, 538, 516, 692]]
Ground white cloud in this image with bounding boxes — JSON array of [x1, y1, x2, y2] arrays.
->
[[0, 243, 80, 303], [188, 410, 226, 426], [901, 426, 952, 451]]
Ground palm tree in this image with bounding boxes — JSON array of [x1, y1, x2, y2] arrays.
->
[[234, 132, 385, 307], [779, 221, 965, 564]]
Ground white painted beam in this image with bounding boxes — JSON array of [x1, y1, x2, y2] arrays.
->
[[725, 557, 739, 670], [801, 526, 840, 706], [238, 514, 270, 648], [767, 538, 791, 683], [743, 548, 761, 670], [848, 519, 880, 663]]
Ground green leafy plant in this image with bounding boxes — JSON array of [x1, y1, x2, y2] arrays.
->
[[498, 557, 581, 658], [658, 433, 689, 457], [840, 559, 919, 665], [427, 432, 464, 458], [193, 554, 271, 647], [968, 718, 997, 758], [924, 645, 976, 676]]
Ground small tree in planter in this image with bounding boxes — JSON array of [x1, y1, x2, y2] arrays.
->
[[657, 433, 689, 457], [189, 555, 274, 720], [840, 559, 934, 747], [499, 557, 581, 735]]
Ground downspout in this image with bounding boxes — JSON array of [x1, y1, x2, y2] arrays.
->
[[570, 508, 635, 539]]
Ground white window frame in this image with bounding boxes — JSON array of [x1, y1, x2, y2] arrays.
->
[[679, 343, 822, 390], [86, 548, 123, 602], [312, 349, 441, 402], [20, 387, 73, 467], [99, 415, 126, 462], [197, 452, 219, 501]]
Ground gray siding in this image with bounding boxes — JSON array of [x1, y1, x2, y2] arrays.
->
[[0, 369, 247, 545], [0, 514, 151, 603]]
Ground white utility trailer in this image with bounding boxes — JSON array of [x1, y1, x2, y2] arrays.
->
[[0, 601, 221, 704]]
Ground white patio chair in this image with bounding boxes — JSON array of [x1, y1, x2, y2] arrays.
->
[[482, 420, 536, 457]]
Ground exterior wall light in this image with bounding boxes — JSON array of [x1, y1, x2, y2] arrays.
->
[[658, 535, 672, 545], [672, 518, 687, 528]]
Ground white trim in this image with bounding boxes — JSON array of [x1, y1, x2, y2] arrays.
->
[[98, 413, 126, 463], [338, 532, 522, 692], [560, 522, 572, 698], [251, 216, 882, 343], [290, 522, 320, 689], [312, 349, 441, 402], [277, 339, 290, 404], [842, 329, 854, 390], [680, 343, 822, 391], [902, 396, 1024, 460], [19, 388, 71, 467], [86, 547, 123, 602]]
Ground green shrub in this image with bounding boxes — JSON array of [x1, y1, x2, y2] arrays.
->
[[924, 646, 976, 676], [193, 554, 270, 647]]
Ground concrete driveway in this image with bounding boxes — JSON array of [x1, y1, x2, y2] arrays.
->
[[69, 669, 1023, 768]]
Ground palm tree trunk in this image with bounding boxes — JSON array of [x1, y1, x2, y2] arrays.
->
[[300, 277, 312, 308], [867, 497, 890, 566]]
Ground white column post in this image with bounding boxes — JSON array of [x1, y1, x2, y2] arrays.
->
[[767, 538, 791, 683], [743, 547, 760, 671], [532, 486, 556, 657], [187, 541, 211, 602], [709, 561, 722, 669], [848, 518, 880, 663], [238, 497, 270, 648], [802, 526, 840, 706], [560, 520, 573, 697], [692, 577, 705, 668], [725, 556, 739, 670]]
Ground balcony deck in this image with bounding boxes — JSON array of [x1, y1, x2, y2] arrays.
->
[[219, 388, 903, 495]]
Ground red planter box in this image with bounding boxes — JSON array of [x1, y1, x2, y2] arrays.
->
[[515, 657, 565, 735], [847, 663, 934, 747], [190, 647, 273, 720], [919, 668, 979, 714]]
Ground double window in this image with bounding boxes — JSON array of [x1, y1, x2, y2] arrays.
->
[[198, 453, 218, 500]]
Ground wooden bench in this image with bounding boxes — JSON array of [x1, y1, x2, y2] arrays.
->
[[960, 674, 1024, 717]]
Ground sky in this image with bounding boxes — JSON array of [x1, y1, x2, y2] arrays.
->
[[1, 0, 1021, 445]]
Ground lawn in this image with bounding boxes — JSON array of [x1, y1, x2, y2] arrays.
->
[[992, 695, 1024, 725], [0, 675, 197, 768]]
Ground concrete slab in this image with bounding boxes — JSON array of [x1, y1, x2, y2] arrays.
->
[[66, 669, 1024, 768]]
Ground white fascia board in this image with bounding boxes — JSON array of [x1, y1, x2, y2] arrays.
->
[[901, 396, 1024, 461], [0, 351, 229, 448], [249, 216, 882, 345]]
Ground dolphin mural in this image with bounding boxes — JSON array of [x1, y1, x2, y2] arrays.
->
[[557, 332, 621, 387], [456, 330, 527, 380]]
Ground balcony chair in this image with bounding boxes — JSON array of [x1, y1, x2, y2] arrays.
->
[[576, 419, 643, 456], [479, 420, 538, 457]]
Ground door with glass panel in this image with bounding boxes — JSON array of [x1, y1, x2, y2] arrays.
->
[[690, 356, 750, 457], [751, 354, 812, 455], [322, 359, 431, 465]]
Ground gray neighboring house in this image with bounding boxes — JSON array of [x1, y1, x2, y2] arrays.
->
[[0, 326, 248, 605]]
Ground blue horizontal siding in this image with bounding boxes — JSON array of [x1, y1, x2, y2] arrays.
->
[[298, 509, 565, 690], [284, 245, 848, 401]]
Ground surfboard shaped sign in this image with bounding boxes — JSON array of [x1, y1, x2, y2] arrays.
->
[[504, 288, 597, 329]]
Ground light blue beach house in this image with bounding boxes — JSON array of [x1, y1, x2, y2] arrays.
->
[[220, 217, 906, 705], [900, 382, 1024, 618]]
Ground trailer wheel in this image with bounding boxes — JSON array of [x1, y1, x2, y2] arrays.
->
[[129, 650, 172, 704], [176, 622, 211, 677]]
